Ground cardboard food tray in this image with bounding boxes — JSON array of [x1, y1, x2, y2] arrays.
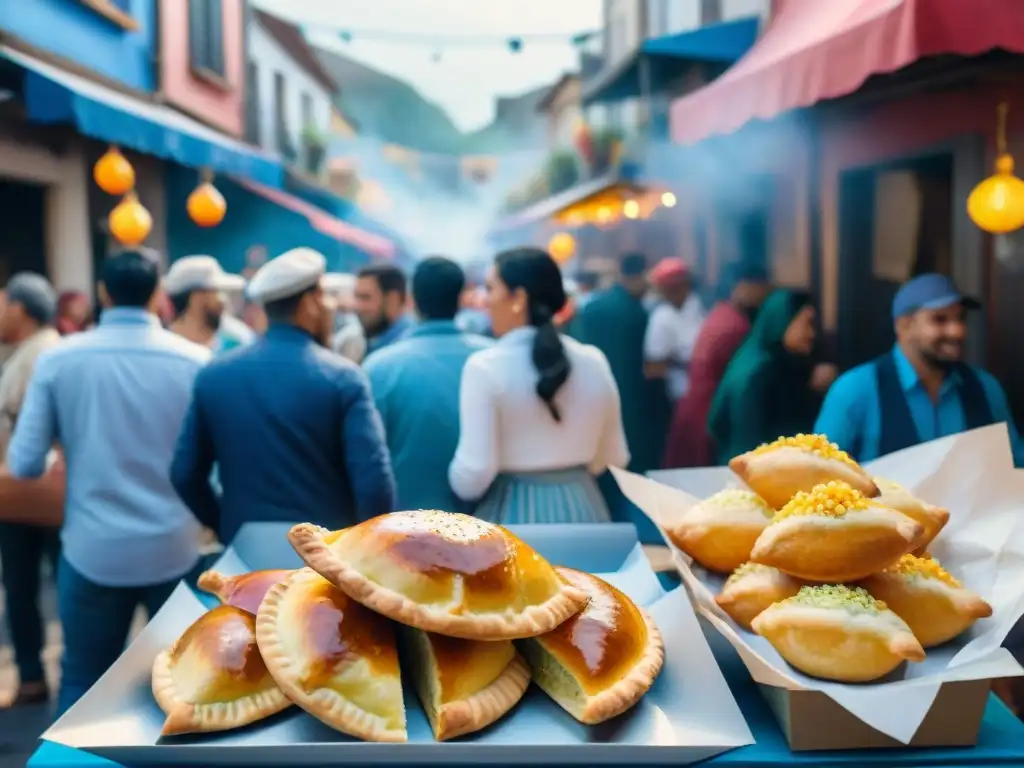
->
[[42, 522, 753, 766]]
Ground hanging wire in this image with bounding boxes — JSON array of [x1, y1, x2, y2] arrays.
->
[[302, 21, 597, 49], [996, 102, 1009, 156]]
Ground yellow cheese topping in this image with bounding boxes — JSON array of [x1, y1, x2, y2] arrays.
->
[[884, 554, 961, 588], [773, 481, 868, 522], [703, 489, 774, 518], [788, 584, 886, 614], [725, 562, 771, 587], [751, 433, 856, 465]]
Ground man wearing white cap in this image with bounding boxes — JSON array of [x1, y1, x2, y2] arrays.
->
[[170, 248, 396, 544], [164, 256, 246, 351]]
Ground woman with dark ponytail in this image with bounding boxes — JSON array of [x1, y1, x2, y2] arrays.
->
[[448, 248, 629, 524]]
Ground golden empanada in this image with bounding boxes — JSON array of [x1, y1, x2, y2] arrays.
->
[[872, 478, 950, 554], [859, 555, 992, 648], [751, 585, 925, 682], [751, 481, 924, 582], [402, 627, 530, 740], [666, 489, 773, 573], [197, 569, 293, 615], [516, 567, 663, 725], [256, 568, 407, 742], [152, 605, 290, 736], [729, 434, 878, 509], [715, 562, 804, 631], [288, 511, 589, 641]]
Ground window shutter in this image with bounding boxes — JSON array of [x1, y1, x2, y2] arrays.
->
[[206, 0, 225, 75], [188, 0, 205, 70]]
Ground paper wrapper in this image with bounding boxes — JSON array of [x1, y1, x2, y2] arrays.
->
[[612, 424, 1024, 744]]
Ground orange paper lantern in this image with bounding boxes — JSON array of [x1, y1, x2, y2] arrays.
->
[[187, 180, 227, 228], [93, 147, 135, 196], [109, 192, 152, 246], [547, 232, 576, 264]]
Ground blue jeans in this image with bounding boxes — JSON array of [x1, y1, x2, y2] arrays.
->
[[55, 556, 182, 716]]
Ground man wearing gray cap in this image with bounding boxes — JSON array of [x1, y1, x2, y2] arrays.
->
[[163, 255, 246, 351], [171, 248, 395, 545], [0, 272, 61, 708]]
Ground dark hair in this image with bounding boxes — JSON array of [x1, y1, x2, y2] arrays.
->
[[495, 247, 570, 422], [168, 290, 192, 319], [576, 271, 600, 291], [621, 252, 647, 277], [413, 256, 464, 321], [358, 264, 407, 300], [100, 249, 160, 308]]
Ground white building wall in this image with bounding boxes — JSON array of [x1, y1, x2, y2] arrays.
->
[[249, 21, 333, 155], [722, 0, 771, 22]]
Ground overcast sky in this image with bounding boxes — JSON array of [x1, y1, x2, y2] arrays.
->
[[252, 0, 603, 132]]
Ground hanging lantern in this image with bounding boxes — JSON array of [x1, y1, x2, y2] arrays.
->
[[93, 146, 135, 196], [573, 119, 593, 167], [187, 170, 227, 228], [547, 232, 576, 264], [109, 191, 152, 246], [967, 103, 1024, 234]]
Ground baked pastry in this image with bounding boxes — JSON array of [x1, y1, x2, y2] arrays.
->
[[872, 478, 950, 554], [715, 562, 804, 631], [729, 434, 878, 509], [402, 628, 530, 740], [256, 568, 406, 742], [751, 481, 924, 581], [288, 511, 589, 641], [751, 585, 925, 682], [859, 554, 993, 647], [197, 569, 293, 615], [516, 567, 664, 724], [666, 489, 774, 573], [152, 605, 290, 736]]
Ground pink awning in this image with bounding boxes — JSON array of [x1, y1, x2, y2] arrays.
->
[[237, 178, 395, 259], [670, 0, 1024, 145]]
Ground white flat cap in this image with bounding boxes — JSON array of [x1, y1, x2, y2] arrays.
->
[[164, 255, 245, 295], [246, 247, 327, 304]]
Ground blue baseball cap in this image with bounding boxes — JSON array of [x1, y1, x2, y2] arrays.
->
[[891, 273, 980, 320]]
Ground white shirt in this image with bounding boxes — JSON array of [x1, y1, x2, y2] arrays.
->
[[644, 295, 706, 400], [448, 327, 630, 502]]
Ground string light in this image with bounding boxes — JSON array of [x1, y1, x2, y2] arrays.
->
[[301, 22, 597, 52]]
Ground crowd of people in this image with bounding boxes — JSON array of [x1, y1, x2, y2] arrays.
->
[[0, 244, 1020, 720]]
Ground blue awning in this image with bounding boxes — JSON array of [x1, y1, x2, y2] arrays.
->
[[582, 16, 760, 106], [1, 45, 282, 187]]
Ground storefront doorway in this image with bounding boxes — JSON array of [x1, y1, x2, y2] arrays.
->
[[0, 178, 47, 282]]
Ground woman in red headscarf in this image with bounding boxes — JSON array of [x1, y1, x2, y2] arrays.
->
[[55, 291, 91, 336]]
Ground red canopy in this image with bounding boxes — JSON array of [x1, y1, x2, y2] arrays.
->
[[670, 0, 1024, 145]]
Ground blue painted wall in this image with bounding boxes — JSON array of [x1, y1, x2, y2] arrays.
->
[[0, 0, 157, 92], [165, 165, 367, 274]]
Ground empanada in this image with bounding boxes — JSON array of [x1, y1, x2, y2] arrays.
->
[[730, 434, 878, 509], [751, 585, 925, 682], [197, 569, 293, 615], [152, 605, 290, 736], [751, 481, 924, 581], [288, 511, 589, 641], [255, 568, 407, 742], [516, 567, 663, 724], [859, 554, 992, 647], [872, 478, 950, 555], [666, 489, 773, 573], [715, 562, 804, 631], [402, 627, 530, 740]]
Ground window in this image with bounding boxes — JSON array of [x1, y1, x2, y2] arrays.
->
[[301, 92, 314, 128], [700, 0, 722, 24], [274, 72, 294, 159], [188, 0, 225, 77], [245, 61, 260, 144]]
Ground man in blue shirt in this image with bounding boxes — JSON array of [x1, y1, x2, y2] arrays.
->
[[815, 273, 1023, 465], [7, 250, 212, 715], [365, 257, 492, 513], [170, 248, 396, 544], [355, 264, 414, 357]]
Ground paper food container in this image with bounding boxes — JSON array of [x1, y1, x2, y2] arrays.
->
[[613, 424, 1024, 751], [42, 522, 753, 766]]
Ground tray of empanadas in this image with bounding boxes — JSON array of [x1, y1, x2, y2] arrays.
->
[[613, 424, 1024, 742], [41, 517, 753, 765]]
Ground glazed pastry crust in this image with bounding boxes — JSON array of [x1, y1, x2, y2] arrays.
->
[[872, 479, 950, 555], [151, 646, 289, 736], [288, 522, 589, 641], [751, 603, 925, 683], [750, 507, 924, 581], [431, 653, 531, 741], [859, 572, 993, 648], [730, 447, 878, 509], [256, 568, 407, 743], [715, 566, 804, 631]]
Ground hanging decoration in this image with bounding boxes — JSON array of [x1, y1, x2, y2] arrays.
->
[[322, 25, 597, 52], [109, 191, 152, 246], [573, 119, 594, 168], [93, 146, 135, 196], [187, 169, 227, 228], [547, 232, 576, 264], [967, 102, 1024, 234]]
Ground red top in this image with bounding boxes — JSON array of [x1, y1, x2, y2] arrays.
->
[[671, 0, 1024, 144]]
